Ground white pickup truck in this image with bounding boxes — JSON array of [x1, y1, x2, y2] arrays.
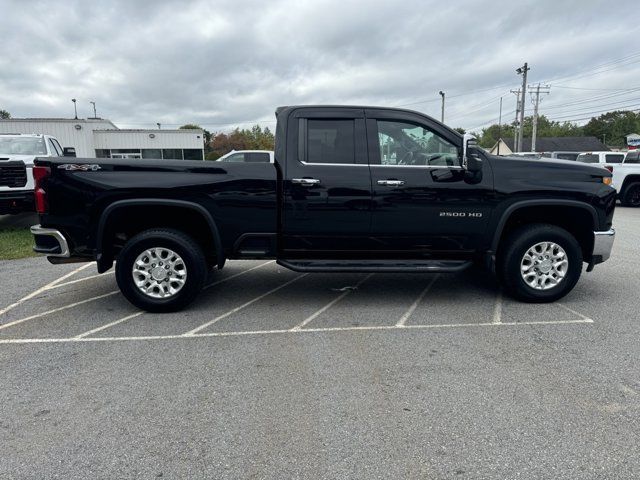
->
[[0, 133, 75, 214], [611, 150, 640, 207]]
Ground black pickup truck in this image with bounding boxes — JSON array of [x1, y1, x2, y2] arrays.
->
[[30, 106, 616, 312]]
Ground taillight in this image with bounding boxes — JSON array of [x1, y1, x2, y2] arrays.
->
[[33, 166, 50, 214], [605, 165, 613, 173]]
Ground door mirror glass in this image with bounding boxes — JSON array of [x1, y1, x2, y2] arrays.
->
[[63, 147, 76, 157]]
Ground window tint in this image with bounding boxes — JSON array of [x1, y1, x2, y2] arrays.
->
[[141, 149, 162, 159], [162, 149, 183, 160], [605, 154, 624, 163], [306, 119, 355, 164], [577, 154, 599, 163], [556, 153, 578, 160], [245, 152, 270, 162], [377, 120, 459, 166], [625, 151, 640, 164], [95, 149, 110, 158], [183, 149, 203, 160]]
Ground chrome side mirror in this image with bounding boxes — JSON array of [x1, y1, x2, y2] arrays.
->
[[462, 133, 478, 170]]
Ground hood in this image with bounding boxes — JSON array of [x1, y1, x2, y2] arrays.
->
[[496, 155, 611, 177], [0, 154, 37, 166]]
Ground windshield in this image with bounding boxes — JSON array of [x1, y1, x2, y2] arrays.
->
[[0, 137, 47, 155]]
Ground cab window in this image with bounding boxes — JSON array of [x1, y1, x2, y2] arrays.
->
[[376, 120, 459, 166]]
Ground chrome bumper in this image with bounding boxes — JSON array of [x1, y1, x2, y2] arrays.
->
[[592, 228, 615, 264], [30, 225, 70, 258]]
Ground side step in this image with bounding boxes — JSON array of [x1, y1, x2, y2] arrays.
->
[[277, 259, 472, 273]]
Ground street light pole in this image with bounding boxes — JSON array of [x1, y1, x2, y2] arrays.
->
[[89, 101, 97, 119], [439, 91, 445, 123], [71, 98, 78, 119], [516, 62, 530, 153]]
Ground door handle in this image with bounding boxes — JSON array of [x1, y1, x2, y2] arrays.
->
[[377, 179, 405, 186], [291, 178, 321, 186]]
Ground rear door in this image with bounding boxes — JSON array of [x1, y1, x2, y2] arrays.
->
[[281, 108, 373, 257], [365, 108, 494, 258]]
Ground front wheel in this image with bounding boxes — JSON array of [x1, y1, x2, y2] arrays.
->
[[498, 224, 583, 303], [621, 183, 640, 207], [116, 229, 207, 312]]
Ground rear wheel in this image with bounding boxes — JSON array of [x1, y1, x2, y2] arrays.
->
[[498, 224, 582, 303], [621, 183, 640, 207], [116, 229, 207, 312]]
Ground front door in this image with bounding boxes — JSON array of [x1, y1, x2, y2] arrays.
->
[[366, 109, 494, 259], [281, 108, 372, 258]]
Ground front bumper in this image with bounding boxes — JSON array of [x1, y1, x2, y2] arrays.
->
[[30, 225, 70, 257], [0, 190, 34, 214], [592, 228, 615, 264]]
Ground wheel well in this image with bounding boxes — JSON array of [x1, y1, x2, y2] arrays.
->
[[496, 206, 594, 261], [99, 205, 219, 267], [621, 175, 640, 195]]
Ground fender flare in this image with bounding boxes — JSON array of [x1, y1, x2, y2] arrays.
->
[[490, 199, 599, 252], [96, 198, 224, 271]]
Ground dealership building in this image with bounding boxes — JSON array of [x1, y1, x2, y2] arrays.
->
[[0, 118, 205, 160]]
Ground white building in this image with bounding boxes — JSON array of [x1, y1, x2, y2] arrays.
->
[[0, 118, 205, 160]]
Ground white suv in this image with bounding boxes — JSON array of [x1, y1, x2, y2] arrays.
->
[[576, 151, 625, 168], [0, 134, 75, 215]]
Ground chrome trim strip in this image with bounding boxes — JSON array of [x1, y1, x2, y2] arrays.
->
[[30, 224, 70, 258], [592, 228, 615, 262], [299, 161, 464, 170]]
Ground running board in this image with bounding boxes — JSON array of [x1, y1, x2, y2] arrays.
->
[[277, 259, 472, 273]]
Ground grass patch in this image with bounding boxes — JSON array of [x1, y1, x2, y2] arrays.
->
[[0, 227, 36, 260]]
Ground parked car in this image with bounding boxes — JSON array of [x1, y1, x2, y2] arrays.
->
[[576, 151, 625, 168], [610, 150, 640, 207], [31, 105, 616, 312], [509, 152, 542, 159], [0, 133, 75, 215], [540, 151, 580, 161], [216, 150, 273, 163]]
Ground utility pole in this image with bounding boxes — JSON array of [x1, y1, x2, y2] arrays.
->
[[528, 84, 550, 152], [71, 98, 78, 119], [497, 96, 503, 155], [439, 91, 445, 123], [89, 101, 97, 119], [157, 122, 161, 130], [516, 62, 530, 152], [510, 89, 521, 152]]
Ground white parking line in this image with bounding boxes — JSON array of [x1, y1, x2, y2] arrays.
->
[[184, 274, 308, 335], [50, 271, 115, 289], [0, 291, 118, 331], [74, 311, 143, 338], [290, 273, 374, 331], [396, 275, 439, 327], [204, 260, 275, 289], [557, 302, 591, 321], [492, 290, 503, 324], [0, 263, 92, 317], [0, 317, 594, 344]]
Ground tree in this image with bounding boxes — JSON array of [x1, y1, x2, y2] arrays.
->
[[0, 109, 10, 119], [476, 115, 582, 148], [453, 127, 466, 134], [583, 110, 640, 148], [205, 124, 275, 160]]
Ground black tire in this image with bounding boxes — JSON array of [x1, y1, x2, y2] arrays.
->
[[116, 229, 207, 312], [621, 182, 640, 207], [497, 224, 582, 303]]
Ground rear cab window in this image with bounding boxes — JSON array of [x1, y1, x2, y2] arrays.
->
[[577, 154, 600, 164], [605, 154, 624, 164]]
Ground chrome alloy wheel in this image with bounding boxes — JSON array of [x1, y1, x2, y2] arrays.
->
[[132, 247, 187, 299], [520, 241, 568, 291]]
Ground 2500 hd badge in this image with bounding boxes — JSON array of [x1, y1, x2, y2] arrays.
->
[[440, 211, 483, 218]]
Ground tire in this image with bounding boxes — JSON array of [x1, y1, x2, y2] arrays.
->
[[621, 183, 640, 207], [497, 224, 582, 303], [116, 229, 207, 312]]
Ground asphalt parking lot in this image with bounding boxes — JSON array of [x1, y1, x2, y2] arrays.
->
[[1, 208, 639, 479]]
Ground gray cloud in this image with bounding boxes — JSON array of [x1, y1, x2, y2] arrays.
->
[[1, 0, 638, 133]]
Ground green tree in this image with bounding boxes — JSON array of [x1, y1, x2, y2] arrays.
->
[[453, 127, 466, 134], [206, 125, 275, 160], [583, 111, 640, 148], [0, 109, 10, 119], [476, 115, 582, 148]]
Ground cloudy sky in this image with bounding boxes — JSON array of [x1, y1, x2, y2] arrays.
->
[[1, 0, 639, 133]]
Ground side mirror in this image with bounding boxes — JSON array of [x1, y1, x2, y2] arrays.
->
[[63, 147, 76, 157], [462, 133, 483, 183]]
